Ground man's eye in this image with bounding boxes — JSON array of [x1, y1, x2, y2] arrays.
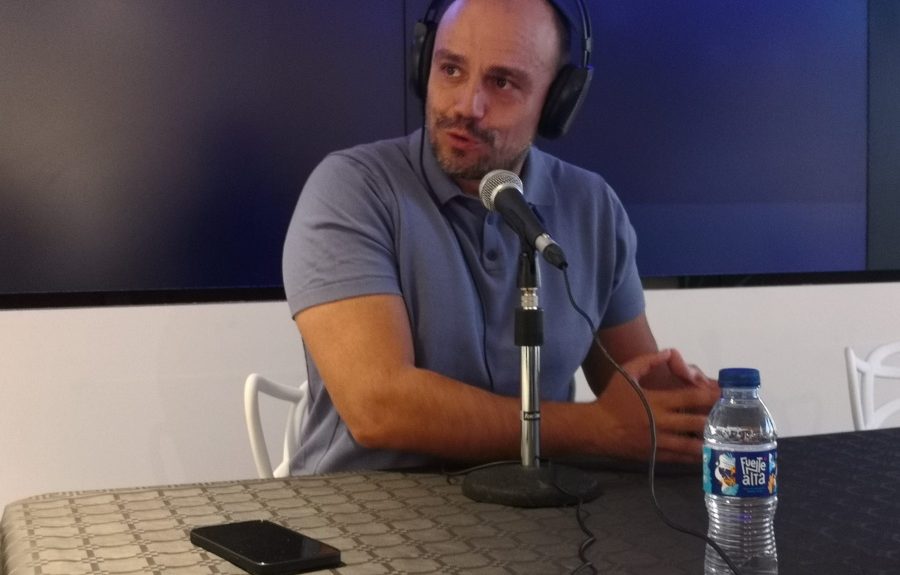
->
[[442, 64, 460, 77], [494, 77, 512, 90]]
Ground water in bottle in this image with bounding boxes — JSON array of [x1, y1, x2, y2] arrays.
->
[[703, 368, 777, 574]]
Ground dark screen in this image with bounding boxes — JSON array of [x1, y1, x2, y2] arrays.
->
[[0, 0, 891, 305], [540, 0, 868, 277], [0, 1, 404, 297]]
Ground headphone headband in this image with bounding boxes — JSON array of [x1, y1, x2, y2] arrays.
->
[[410, 0, 594, 139]]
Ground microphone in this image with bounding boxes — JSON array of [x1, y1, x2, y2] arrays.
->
[[479, 170, 568, 269]]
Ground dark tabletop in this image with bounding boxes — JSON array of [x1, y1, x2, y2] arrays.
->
[[598, 427, 900, 574], [2, 429, 899, 574]]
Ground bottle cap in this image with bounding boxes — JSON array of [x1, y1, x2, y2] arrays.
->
[[718, 367, 760, 388]]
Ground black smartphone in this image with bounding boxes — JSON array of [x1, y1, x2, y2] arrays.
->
[[190, 520, 342, 575]]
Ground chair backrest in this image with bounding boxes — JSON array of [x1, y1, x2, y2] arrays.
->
[[845, 342, 900, 430], [243, 373, 309, 478]]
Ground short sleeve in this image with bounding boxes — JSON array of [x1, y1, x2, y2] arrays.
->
[[598, 192, 645, 329], [282, 152, 401, 318]]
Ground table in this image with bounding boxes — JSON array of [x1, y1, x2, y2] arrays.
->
[[2, 429, 900, 574]]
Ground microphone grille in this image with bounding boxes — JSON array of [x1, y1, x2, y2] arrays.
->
[[479, 169, 523, 211]]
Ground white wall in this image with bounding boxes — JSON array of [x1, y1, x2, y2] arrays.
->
[[641, 282, 900, 437], [0, 301, 307, 510], [2, 282, 898, 510]]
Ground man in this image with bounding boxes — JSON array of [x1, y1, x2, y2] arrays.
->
[[282, 0, 718, 475]]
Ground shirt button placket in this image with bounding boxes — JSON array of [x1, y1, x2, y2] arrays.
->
[[483, 213, 502, 270]]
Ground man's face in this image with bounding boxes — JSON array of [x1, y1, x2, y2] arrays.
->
[[425, 0, 561, 194]]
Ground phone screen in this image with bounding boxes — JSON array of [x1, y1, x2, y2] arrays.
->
[[191, 520, 341, 575]]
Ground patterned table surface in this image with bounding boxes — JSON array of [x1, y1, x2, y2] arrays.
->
[[3, 429, 900, 574], [0, 465, 706, 575]]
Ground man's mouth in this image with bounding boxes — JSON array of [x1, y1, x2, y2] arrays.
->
[[434, 114, 494, 148], [445, 129, 482, 149]]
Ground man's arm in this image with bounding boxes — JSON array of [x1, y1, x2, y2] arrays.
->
[[296, 293, 522, 462], [584, 312, 715, 394], [297, 294, 716, 463], [582, 313, 659, 396], [581, 312, 719, 460]]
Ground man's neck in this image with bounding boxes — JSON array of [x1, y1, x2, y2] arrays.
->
[[454, 156, 529, 198], [456, 178, 481, 197]]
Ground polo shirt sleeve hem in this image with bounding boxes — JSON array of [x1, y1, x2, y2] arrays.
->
[[286, 276, 401, 318]]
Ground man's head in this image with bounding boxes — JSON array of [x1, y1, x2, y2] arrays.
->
[[424, 0, 569, 195]]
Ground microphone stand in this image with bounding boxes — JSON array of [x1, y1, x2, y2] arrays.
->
[[462, 244, 602, 507]]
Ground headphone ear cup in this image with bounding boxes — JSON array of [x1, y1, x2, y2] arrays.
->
[[538, 65, 594, 139], [410, 20, 437, 100]]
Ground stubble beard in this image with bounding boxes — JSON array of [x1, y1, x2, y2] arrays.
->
[[427, 110, 531, 183]]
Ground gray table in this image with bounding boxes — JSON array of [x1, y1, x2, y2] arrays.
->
[[3, 430, 900, 574]]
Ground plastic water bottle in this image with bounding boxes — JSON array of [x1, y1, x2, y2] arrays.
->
[[703, 368, 778, 574]]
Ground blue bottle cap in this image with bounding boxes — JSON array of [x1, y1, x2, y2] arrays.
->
[[718, 367, 761, 388]]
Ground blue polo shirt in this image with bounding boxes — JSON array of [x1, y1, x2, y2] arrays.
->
[[282, 129, 644, 474]]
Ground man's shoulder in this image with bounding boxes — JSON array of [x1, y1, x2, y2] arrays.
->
[[532, 147, 609, 188], [324, 133, 415, 174], [528, 147, 618, 211], [299, 132, 422, 214]]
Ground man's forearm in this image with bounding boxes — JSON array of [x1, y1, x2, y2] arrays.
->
[[340, 365, 525, 462]]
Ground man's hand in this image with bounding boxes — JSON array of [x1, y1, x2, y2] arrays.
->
[[583, 349, 719, 463]]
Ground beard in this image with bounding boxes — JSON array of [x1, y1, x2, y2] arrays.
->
[[427, 110, 531, 182]]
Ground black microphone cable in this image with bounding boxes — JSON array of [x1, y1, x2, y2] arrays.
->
[[419, 124, 594, 572], [417, 126, 497, 392], [428, 201, 741, 571], [559, 266, 742, 575], [546, 464, 596, 575], [441, 457, 597, 575], [419, 128, 738, 571]]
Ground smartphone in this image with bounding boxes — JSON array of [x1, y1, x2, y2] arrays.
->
[[190, 520, 342, 575]]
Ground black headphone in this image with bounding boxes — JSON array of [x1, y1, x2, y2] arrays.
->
[[410, 0, 593, 140]]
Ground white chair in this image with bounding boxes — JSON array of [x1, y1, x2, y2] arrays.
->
[[845, 342, 900, 430], [243, 373, 309, 478]]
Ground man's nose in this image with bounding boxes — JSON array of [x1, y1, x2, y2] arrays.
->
[[452, 79, 486, 119]]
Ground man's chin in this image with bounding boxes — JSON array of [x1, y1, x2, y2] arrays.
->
[[435, 152, 490, 182]]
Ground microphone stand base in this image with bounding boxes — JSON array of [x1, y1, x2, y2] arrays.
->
[[461, 462, 602, 508]]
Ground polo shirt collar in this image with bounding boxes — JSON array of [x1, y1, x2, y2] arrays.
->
[[519, 147, 556, 208], [411, 129, 557, 208]]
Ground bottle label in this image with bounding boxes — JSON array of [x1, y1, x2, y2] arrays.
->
[[703, 446, 777, 497]]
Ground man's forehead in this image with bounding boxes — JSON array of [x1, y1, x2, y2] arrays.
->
[[434, 0, 560, 71], [437, 0, 560, 37]]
